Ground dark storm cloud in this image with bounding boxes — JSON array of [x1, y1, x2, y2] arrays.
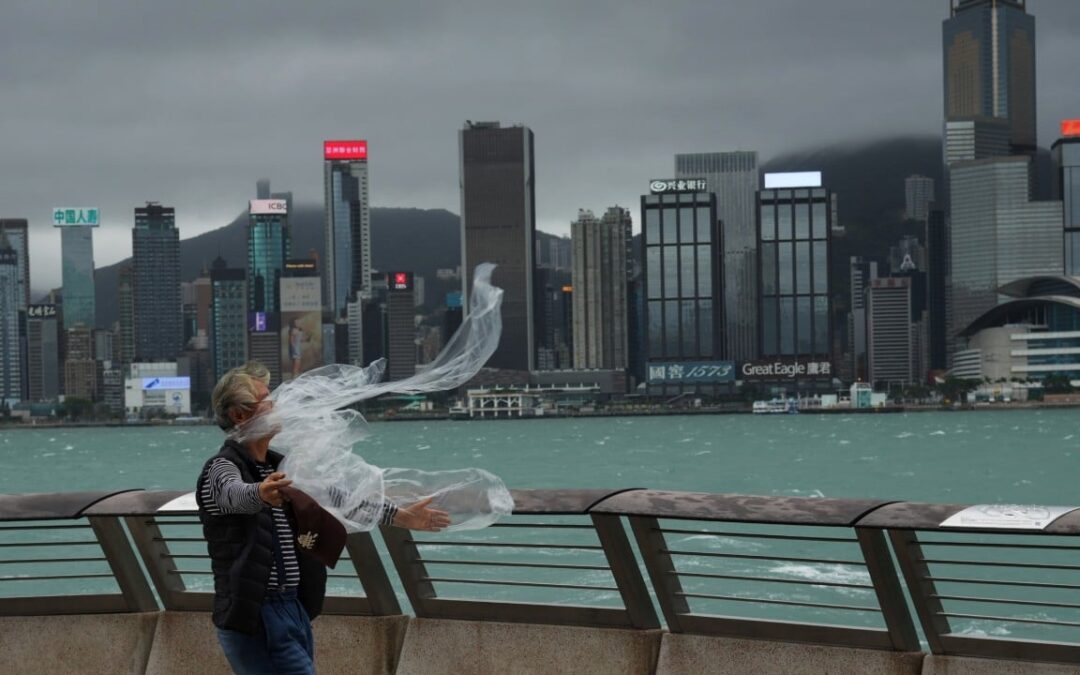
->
[[3, 1, 1079, 292]]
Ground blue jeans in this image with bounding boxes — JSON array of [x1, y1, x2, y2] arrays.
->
[[216, 589, 315, 675]]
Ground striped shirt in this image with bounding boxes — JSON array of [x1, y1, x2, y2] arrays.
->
[[200, 458, 400, 589], [200, 458, 300, 590]]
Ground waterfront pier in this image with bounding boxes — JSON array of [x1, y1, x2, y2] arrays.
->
[[2, 488, 1080, 673]]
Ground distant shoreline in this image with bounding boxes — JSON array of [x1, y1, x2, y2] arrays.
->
[[3, 399, 1079, 430]]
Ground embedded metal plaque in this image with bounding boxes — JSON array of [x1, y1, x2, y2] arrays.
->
[[157, 491, 198, 512], [940, 504, 1080, 530]]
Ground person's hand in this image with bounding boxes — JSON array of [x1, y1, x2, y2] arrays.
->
[[393, 497, 451, 532], [258, 472, 292, 507]]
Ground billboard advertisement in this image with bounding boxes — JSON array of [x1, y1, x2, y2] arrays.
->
[[647, 361, 735, 384], [249, 199, 288, 215], [280, 277, 323, 381], [52, 208, 100, 227], [142, 377, 191, 391], [763, 172, 822, 189], [323, 140, 368, 160], [740, 359, 833, 381]]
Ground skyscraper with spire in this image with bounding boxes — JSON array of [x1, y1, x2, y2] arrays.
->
[[943, 0, 1036, 155]]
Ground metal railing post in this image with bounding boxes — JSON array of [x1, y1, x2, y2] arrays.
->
[[590, 513, 660, 629], [855, 528, 919, 651], [380, 525, 437, 616], [628, 515, 688, 633], [124, 515, 191, 610], [888, 529, 950, 653], [88, 515, 158, 613], [344, 531, 402, 616]]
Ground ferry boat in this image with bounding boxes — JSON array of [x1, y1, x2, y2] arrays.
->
[[752, 398, 798, 414]]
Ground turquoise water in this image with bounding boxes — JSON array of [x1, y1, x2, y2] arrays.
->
[[2, 409, 1076, 502], [2, 410, 1079, 644]]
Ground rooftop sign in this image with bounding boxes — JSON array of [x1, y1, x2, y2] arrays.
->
[[52, 208, 100, 227], [649, 178, 707, 194], [763, 172, 822, 189], [1063, 120, 1080, 138], [324, 140, 368, 160], [249, 199, 288, 215]]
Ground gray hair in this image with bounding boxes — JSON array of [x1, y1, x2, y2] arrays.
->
[[211, 361, 270, 430]]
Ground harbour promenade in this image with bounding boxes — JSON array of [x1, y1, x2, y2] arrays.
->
[[2, 487, 1080, 674]]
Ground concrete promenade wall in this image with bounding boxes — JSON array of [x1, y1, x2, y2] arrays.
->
[[654, 634, 924, 675], [394, 619, 663, 675], [0, 613, 159, 675], [7, 612, 1080, 674], [143, 612, 410, 675]]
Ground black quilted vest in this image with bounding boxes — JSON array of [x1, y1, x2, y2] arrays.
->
[[195, 440, 327, 635]]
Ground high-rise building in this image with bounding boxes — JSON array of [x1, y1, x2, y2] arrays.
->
[[642, 182, 723, 393], [943, 0, 1037, 155], [534, 266, 572, 370], [888, 235, 928, 276], [904, 175, 936, 222], [949, 156, 1063, 342], [867, 277, 914, 386], [64, 324, 99, 401], [56, 213, 97, 327], [571, 207, 630, 370], [926, 208, 950, 371], [210, 261, 247, 383], [757, 174, 832, 360], [0, 239, 22, 404], [323, 140, 371, 316], [0, 220, 30, 309], [460, 121, 536, 372], [115, 266, 136, 368], [1053, 122, 1080, 275], [386, 272, 417, 381], [675, 151, 759, 362], [248, 198, 290, 320], [849, 257, 880, 381], [25, 304, 60, 402], [944, 117, 1012, 166], [133, 203, 181, 361]]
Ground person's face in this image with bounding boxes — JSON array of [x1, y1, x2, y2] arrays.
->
[[229, 380, 276, 438]]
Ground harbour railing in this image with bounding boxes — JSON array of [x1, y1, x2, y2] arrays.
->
[[2, 488, 1080, 670]]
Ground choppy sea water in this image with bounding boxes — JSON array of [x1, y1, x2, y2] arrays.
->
[[2, 409, 1078, 644], [3, 409, 1075, 502]]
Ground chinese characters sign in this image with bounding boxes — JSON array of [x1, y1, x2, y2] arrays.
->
[[740, 359, 833, 381], [1063, 120, 1080, 138], [26, 304, 57, 319], [647, 361, 735, 384], [649, 178, 707, 194], [323, 140, 368, 160], [52, 208, 100, 227]]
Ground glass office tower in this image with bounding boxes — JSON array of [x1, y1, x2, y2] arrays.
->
[[943, 0, 1036, 154], [1054, 133, 1080, 275], [641, 188, 722, 365], [133, 203, 182, 361], [323, 140, 371, 317], [757, 183, 832, 358]]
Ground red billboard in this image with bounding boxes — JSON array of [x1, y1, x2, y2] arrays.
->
[[1063, 120, 1080, 138], [323, 140, 368, 160]]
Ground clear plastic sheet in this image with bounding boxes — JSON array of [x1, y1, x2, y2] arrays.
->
[[232, 263, 513, 532]]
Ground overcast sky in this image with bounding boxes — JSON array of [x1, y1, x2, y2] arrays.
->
[[3, 1, 1079, 292]]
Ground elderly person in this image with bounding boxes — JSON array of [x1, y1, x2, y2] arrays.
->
[[197, 361, 449, 674]]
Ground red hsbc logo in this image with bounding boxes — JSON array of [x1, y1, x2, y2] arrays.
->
[[324, 140, 368, 160], [1063, 120, 1080, 138]]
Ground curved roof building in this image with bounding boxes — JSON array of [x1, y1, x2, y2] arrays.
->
[[952, 276, 1080, 382]]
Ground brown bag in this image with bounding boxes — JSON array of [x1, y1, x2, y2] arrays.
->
[[280, 486, 347, 569]]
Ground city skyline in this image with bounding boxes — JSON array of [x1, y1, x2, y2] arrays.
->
[[4, 2, 1080, 293]]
